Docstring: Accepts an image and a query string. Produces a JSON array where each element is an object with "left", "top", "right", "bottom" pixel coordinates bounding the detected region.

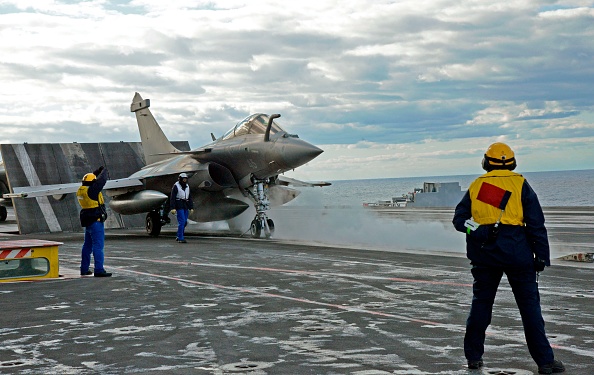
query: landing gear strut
[
  {"left": 248, "top": 178, "right": 275, "bottom": 239},
  {"left": 145, "top": 206, "right": 170, "bottom": 237}
]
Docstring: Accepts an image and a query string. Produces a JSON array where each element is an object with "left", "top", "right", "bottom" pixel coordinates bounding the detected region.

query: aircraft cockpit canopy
[{"left": 222, "top": 114, "right": 285, "bottom": 140}]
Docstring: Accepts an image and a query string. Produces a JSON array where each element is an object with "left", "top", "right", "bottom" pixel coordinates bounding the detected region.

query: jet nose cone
[{"left": 282, "top": 139, "right": 323, "bottom": 169}]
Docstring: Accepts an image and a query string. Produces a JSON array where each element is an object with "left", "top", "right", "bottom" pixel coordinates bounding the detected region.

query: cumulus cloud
[{"left": 0, "top": 0, "right": 593, "bottom": 179}]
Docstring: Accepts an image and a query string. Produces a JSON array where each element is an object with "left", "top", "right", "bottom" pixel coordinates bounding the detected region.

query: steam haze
[{"left": 269, "top": 191, "right": 466, "bottom": 254}]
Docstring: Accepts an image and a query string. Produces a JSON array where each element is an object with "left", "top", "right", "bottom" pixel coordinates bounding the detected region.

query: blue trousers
[
  {"left": 176, "top": 209, "right": 189, "bottom": 240},
  {"left": 464, "top": 265, "right": 554, "bottom": 366},
  {"left": 81, "top": 221, "right": 105, "bottom": 273}
]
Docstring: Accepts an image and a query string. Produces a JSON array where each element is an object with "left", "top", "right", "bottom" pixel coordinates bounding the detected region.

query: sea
[
  {"left": 268, "top": 169, "right": 594, "bottom": 255},
  {"left": 293, "top": 168, "right": 594, "bottom": 208}
]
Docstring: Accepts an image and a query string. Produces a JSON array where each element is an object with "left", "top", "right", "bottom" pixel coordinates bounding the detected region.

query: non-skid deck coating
[{"left": 1, "top": 226, "right": 593, "bottom": 374}]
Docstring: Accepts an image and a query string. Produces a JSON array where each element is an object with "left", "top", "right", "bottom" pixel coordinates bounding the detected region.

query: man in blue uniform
[
  {"left": 77, "top": 166, "right": 111, "bottom": 277},
  {"left": 170, "top": 173, "right": 194, "bottom": 243},
  {"left": 452, "top": 143, "right": 564, "bottom": 374}
]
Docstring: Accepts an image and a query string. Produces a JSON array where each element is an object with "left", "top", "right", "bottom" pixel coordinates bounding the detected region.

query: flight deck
[{"left": 0, "top": 207, "right": 592, "bottom": 374}]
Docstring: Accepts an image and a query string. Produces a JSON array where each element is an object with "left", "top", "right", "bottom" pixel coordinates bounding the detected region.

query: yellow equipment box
[{"left": 0, "top": 239, "right": 62, "bottom": 282}]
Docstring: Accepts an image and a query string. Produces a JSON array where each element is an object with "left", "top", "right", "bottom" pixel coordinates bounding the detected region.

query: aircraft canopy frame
[{"left": 222, "top": 114, "right": 285, "bottom": 140}]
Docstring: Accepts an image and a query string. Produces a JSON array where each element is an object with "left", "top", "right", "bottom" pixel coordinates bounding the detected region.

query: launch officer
[
  {"left": 452, "top": 143, "right": 564, "bottom": 374},
  {"left": 170, "top": 173, "right": 194, "bottom": 243},
  {"left": 76, "top": 166, "right": 111, "bottom": 277}
]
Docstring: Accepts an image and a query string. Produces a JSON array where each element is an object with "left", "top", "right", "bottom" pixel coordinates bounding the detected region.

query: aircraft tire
[
  {"left": 250, "top": 218, "right": 261, "bottom": 238},
  {"left": 146, "top": 211, "right": 162, "bottom": 237},
  {"left": 266, "top": 218, "right": 275, "bottom": 238},
  {"left": 0, "top": 206, "right": 6, "bottom": 222}
]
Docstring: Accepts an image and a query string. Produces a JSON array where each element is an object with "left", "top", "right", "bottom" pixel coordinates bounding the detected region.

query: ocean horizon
[
  {"left": 294, "top": 168, "right": 594, "bottom": 208},
  {"left": 266, "top": 168, "right": 594, "bottom": 256}
]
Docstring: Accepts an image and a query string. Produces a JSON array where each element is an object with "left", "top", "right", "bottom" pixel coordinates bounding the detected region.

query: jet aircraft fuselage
[
  {"left": 3, "top": 93, "right": 328, "bottom": 238},
  {"left": 197, "top": 114, "right": 323, "bottom": 186},
  {"left": 122, "top": 94, "right": 327, "bottom": 237}
]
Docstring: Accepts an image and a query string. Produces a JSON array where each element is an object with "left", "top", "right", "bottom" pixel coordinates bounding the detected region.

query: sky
[{"left": 1, "top": 0, "right": 593, "bottom": 182}]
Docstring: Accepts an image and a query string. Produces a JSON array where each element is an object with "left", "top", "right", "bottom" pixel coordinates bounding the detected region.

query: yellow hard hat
[
  {"left": 82, "top": 173, "right": 96, "bottom": 182},
  {"left": 482, "top": 142, "right": 517, "bottom": 171}
]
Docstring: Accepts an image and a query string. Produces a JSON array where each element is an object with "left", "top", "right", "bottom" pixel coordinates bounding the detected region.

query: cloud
[{"left": 0, "top": 0, "right": 593, "bottom": 180}]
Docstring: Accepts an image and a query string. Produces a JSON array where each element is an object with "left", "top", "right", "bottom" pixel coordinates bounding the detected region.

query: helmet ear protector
[
  {"left": 482, "top": 155, "right": 517, "bottom": 171},
  {"left": 81, "top": 173, "right": 96, "bottom": 186},
  {"left": 482, "top": 142, "right": 517, "bottom": 171}
]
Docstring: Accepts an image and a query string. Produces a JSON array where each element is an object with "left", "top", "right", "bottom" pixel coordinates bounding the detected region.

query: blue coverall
[
  {"left": 170, "top": 181, "right": 193, "bottom": 241},
  {"left": 78, "top": 168, "right": 108, "bottom": 274},
  {"left": 452, "top": 175, "right": 556, "bottom": 367}
]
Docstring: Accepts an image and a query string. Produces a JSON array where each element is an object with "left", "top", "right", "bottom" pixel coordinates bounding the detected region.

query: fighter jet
[{"left": 4, "top": 93, "right": 328, "bottom": 237}]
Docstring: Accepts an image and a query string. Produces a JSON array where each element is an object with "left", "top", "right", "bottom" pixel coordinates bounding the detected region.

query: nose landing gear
[
  {"left": 248, "top": 178, "right": 275, "bottom": 239},
  {"left": 250, "top": 216, "right": 275, "bottom": 239}
]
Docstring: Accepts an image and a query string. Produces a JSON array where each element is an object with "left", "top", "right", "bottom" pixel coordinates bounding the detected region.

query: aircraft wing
[
  {"left": 152, "top": 148, "right": 212, "bottom": 156},
  {"left": 277, "top": 175, "right": 332, "bottom": 187},
  {"left": 4, "top": 178, "right": 144, "bottom": 199}
]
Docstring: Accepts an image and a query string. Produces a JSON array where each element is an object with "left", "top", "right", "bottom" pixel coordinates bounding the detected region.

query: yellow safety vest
[
  {"left": 76, "top": 186, "right": 105, "bottom": 209},
  {"left": 468, "top": 170, "right": 525, "bottom": 226}
]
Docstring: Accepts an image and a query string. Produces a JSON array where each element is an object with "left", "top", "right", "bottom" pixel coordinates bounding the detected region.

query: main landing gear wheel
[
  {"left": 146, "top": 207, "right": 171, "bottom": 237},
  {"left": 146, "top": 211, "right": 162, "bottom": 237},
  {"left": 0, "top": 206, "right": 7, "bottom": 222}
]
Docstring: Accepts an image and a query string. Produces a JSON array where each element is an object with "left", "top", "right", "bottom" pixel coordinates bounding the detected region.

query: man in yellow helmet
[
  {"left": 453, "top": 143, "right": 564, "bottom": 374},
  {"left": 76, "top": 166, "right": 111, "bottom": 277}
]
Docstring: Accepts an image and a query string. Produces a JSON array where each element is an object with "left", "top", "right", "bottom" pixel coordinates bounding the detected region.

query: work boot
[
  {"left": 538, "top": 360, "right": 565, "bottom": 374},
  {"left": 177, "top": 239, "right": 187, "bottom": 243},
  {"left": 94, "top": 271, "right": 112, "bottom": 277},
  {"left": 80, "top": 270, "right": 93, "bottom": 276},
  {"left": 467, "top": 359, "right": 483, "bottom": 369}
]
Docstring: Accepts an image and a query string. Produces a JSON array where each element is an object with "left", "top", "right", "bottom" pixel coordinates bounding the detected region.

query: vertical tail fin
[{"left": 130, "top": 92, "right": 180, "bottom": 165}]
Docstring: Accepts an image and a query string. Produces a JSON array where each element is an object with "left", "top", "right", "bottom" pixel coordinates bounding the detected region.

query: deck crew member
[
  {"left": 452, "top": 142, "right": 564, "bottom": 374},
  {"left": 170, "top": 173, "right": 194, "bottom": 243},
  {"left": 77, "top": 166, "right": 112, "bottom": 277}
]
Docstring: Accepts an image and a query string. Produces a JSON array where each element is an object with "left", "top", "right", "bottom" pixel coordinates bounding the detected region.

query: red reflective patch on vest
[{"left": 477, "top": 182, "right": 512, "bottom": 210}]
